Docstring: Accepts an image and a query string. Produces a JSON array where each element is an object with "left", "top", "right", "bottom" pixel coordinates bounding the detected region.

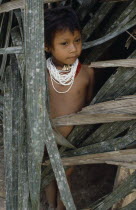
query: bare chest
[{"left": 48, "top": 74, "right": 88, "bottom": 118}]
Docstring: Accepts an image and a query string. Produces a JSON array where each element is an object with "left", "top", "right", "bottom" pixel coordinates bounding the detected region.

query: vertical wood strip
[
  {"left": 4, "top": 65, "right": 14, "bottom": 210},
  {"left": 24, "top": 0, "right": 76, "bottom": 209},
  {"left": 3, "top": 56, "right": 29, "bottom": 210}
]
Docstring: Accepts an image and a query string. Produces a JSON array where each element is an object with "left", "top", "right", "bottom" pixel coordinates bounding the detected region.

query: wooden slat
[
  {"left": 53, "top": 96, "right": 136, "bottom": 126},
  {"left": 3, "top": 58, "right": 29, "bottom": 210},
  {"left": 89, "top": 59, "right": 136, "bottom": 68},
  {"left": 62, "top": 126, "right": 136, "bottom": 157},
  {"left": 0, "top": 11, "right": 13, "bottom": 77},
  {"left": 24, "top": 0, "right": 76, "bottom": 209},
  {"left": 54, "top": 113, "right": 136, "bottom": 126},
  {"left": 4, "top": 65, "right": 17, "bottom": 210},
  {"left": 44, "top": 149, "right": 136, "bottom": 169},
  {"left": 0, "top": 0, "right": 63, "bottom": 14},
  {"left": 91, "top": 50, "right": 136, "bottom": 104},
  {"left": 0, "top": 46, "right": 23, "bottom": 55},
  {"left": 11, "top": 27, "right": 24, "bottom": 80},
  {"left": 81, "top": 95, "right": 136, "bottom": 113},
  {"left": 82, "top": 120, "right": 135, "bottom": 146}
]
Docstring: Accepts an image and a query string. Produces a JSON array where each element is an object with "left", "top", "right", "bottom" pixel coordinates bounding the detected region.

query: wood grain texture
[
  {"left": 44, "top": 149, "right": 136, "bottom": 170},
  {"left": 24, "top": 0, "right": 76, "bottom": 209},
  {"left": 0, "top": 0, "right": 63, "bottom": 14},
  {"left": 53, "top": 96, "right": 136, "bottom": 126},
  {"left": 89, "top": 59, "right": 136, "bottom": 68}
]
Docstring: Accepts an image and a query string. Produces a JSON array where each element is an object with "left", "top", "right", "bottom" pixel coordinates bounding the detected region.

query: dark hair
[{"left": 44, "top": 6, "right": 81, "bottom": 48}]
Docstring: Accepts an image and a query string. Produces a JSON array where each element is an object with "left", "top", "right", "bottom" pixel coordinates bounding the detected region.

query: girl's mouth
[{"left": 67, "top": 56, "right": 77, "bottom": 59}]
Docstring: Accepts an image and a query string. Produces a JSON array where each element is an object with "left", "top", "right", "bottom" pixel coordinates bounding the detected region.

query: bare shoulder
[
  {"left": 80, "top": 64, "right": 95, "bottom": 103},
  {"left": 81, "top": 64, "right": 95, "bottom": 81}
]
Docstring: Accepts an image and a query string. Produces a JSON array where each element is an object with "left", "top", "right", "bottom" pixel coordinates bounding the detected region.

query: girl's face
[{"left": 47, "top": 29, "right": 82, "bottom": 67}]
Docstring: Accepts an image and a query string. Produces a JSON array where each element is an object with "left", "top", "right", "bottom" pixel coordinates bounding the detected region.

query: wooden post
[{"left": 24, "top": 0, "right": 76, "bottom": 209}]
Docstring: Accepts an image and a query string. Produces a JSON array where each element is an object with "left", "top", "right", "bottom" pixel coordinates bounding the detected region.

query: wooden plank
[
  {"left": 0, "top": 46, "right": 23, "bottom": 55},
  {"left": 24, "top": 0, "right": 76, "bottom": 209},
  {"left": 89, "top": 59, "right": 136, "bottom": 68},
  {"left": 53, "top": 96, "right": 136, "bottom": 126},
  {"left": 24, "top": 1, "right": 46, "bottom": 207},
  {"left": 82, "top": 120, "right": 135, "bottom": 146},
  {"left": 11, "top": 57, "right": 29, "bottom": 210},
  {"left": 3, "top": 67, "right": 13, "bottom": 210},
  {"left": 0, "top": 0, "right": 64, "bottom": 14},
  {"left": 77, "top": 95, "right": 136, "bottom": 114},
  {"left": 91, "top": 50, "right": 136, "bottom": 104},
  {"left": 11, "top": 26, "right": 24, "bottom": 80},
  {"left": 0, "top": 146, "right": 5, "bottom": 199},
  {"left": 0, "top": 11, "right": 13, "bottom": 77},
  {"left": 3, "top": 57, "right": 29, "bottom": 210},
  {"left": 53, "top": 113, "right": 136, "bottom": 126},
  {"left": 62, "top": 126, "right": 136, "bottom": 157},
  {"left": 44, "top": 149, "right": 136, "bottom": 170}
]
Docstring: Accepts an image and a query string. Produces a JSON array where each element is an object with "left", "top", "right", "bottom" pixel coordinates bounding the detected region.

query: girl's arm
[{"left": 86, "top": 67, "right": 95, "bottom": 105}]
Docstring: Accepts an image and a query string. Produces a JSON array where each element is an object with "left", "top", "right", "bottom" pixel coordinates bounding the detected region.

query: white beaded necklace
[{"left": 47, "top": 57, "right": 79, "bottom": 94}]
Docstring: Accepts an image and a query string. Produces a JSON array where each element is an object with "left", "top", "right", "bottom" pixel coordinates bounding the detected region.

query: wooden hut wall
[{"left": 0, "top": 0, "right": 136, "bottom": 209}]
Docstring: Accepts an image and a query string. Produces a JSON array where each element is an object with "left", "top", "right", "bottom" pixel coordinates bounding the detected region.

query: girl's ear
[
  {"left": 44, "top": 44, "right": 50, "bottom": 52},
  {"left": 45, "top": 47, "right": 49, "bottom": 52}
]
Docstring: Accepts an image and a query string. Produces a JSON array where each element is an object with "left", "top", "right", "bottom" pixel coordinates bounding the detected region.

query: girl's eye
[
  {"left": 60, "top": 42, "right": 68, "bottom": 46},
  {"left": 75, "top": 38, "right": 81, "bottom": 43}
]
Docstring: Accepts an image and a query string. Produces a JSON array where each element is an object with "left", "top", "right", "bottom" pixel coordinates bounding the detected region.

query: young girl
[{"left": 44, "top": 6, "right": 94, "bottom": 210}]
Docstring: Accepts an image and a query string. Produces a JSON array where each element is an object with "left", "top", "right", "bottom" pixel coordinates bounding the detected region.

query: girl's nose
[{"left": 69, "top": 44, "right": 76, "bottom": 53}]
